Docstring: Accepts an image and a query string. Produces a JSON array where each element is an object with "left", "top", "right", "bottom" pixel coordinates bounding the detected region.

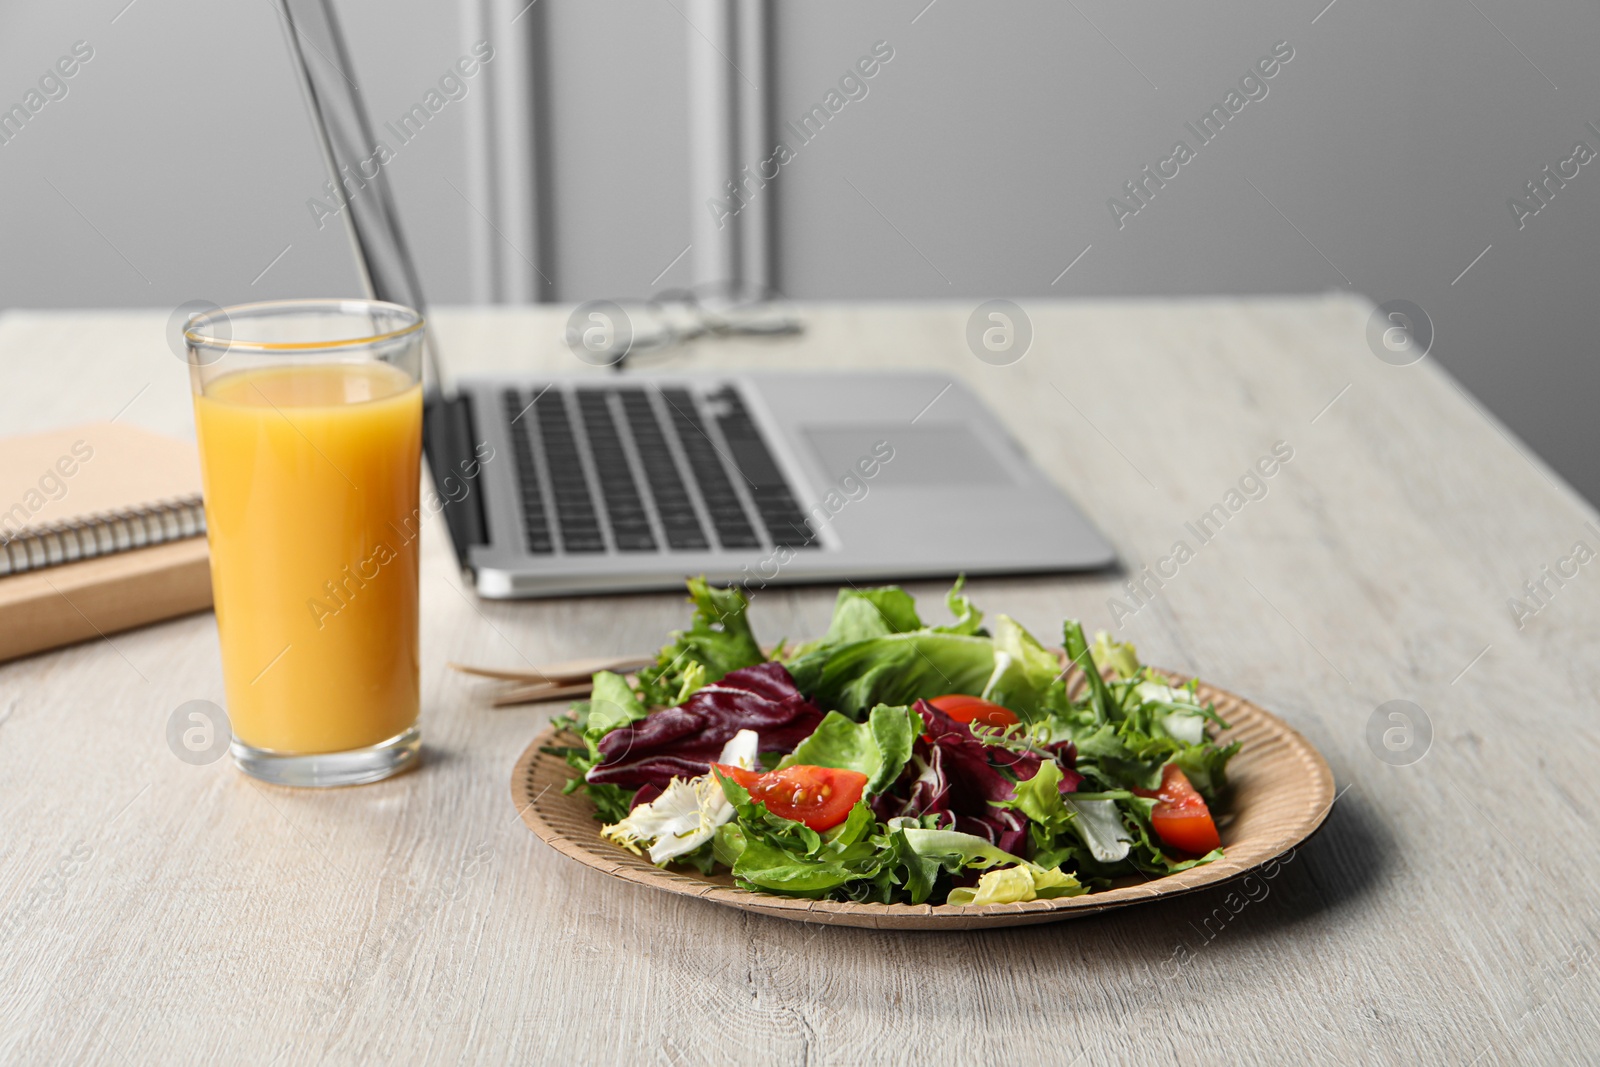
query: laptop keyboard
[
  {"left": 714, "top": 389, "right": 818, "bottom": 549},
  {"left": 500, "top": 383, "right": 819, "bottom": 556},
  {"left": 576, "top": 391, "right": 657, "bottom": 552},
  {"left": 616, "top": 390, "right": 710, "bottom": 551},
  {"left": 533, "top": 390, "right": 607, "bottom": 553},
  {"left": 657, "top": 388, "right": 763, "bottom": 550},
  {"left": 501, "top": 390, "right": 554, "bottom": 554}
]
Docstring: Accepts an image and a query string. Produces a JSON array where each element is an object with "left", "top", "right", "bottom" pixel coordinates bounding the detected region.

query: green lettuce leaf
[
  {"left": 732, "top": 836, "right": 858, "bottom": 894},
  {"left": 946, "top": 863, "right": 1084, "bottom": 905},
  {"left": 1005, "top": 761, "right": 1135, "bottom": 865},
  {"left": 782, "top": 704, "right": 917, "bottom": 794},
  {"left": 786, "top": 632, "right": 998, "bottom": 718},
  {"left": 635, "top": 577, "right": 766, "bottom": 705},
  {"left": 898, "top": 828, "right": 1023, "bottom": 870},
  {"left": 587, "top": 671, "right": 647, "bottom": 739},
  {"left": 899, "top": 828, "right": 1081, "bottom": 905},
  {"left": 547, "top": 674, "right": 651, "bottom": 822},
  {"left": 1054, "top": 619, "right": 1238, "bottom": 801},
  {"left": 712, "top": 822, "right": 746, "bottom": 867},
  {"left": 1119, "top": 794, "right": 1226, "bottom": 874},
  {"left": 1091, "top": 630, "right": 1141, "bottom": 680},
  {"left": 816, "top": 586, "right": 924, "bottom": 645},
  {"left": 933, "top": 576, "right": 985, "bottom": 635},
  {"left": 982, "top": 615, "right": 1070, "bottom": 721},
  {"left": 781, "top": 580, "right": 1013, "bottom": 719},
  {"left": 1006, "top": 758, "right": 1074, "bottom": 832},
  {"left": 888, "top": 828, "right": 941, "bottom": 903},
  {"left": 1063, "top": 619, "right": 1117, "bottom": 721},
  {"left": 1071, "top": 721, "right": 1129, "bottom": 761},
  {"left": 1172, "top": 740, "right": 1241, "bottom": 801},
  {"left": 577, "top": 782, "right": 635, "bottom": 825},
  {"left": 714, "top": 778, "right": 894, "bottom": 896},
  {"left": 1060, "top": 796, "right": 1133, "bottom": 863}
]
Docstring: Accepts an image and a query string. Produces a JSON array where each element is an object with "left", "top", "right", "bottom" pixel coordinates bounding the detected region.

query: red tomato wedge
[
  {"left": 1134, "top": 764, "right": 1221, "bottom": 854},
  {"left": 711, "top": 763, "right": 867, "bottom": 831},
  {"left": 927, "top": 694, "right": 1020, "bottom": 729}
]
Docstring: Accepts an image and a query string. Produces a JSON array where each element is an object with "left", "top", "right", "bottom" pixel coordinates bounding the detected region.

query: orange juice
[{"left": 194, "top": 362, "right": 422, "bottom": 754}]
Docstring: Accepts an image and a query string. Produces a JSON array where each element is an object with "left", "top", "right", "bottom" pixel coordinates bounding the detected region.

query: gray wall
[{"left": 3, "top": 1, "right": 1599, "bottom": 503}]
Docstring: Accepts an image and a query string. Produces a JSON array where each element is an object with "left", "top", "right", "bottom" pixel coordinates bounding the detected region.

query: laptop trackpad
[{"left": 801, "top": 424, "right": 1012, "bottom": 487}]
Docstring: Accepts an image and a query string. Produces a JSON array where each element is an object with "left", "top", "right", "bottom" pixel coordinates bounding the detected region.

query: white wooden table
[{"left": 2, "top": 297, "right": 1595, "bottom": 1065}]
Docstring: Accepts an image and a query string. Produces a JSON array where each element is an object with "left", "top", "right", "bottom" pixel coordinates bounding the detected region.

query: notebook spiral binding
[{"left": 0, "top": 495, "right": 206, "bottom": 578}]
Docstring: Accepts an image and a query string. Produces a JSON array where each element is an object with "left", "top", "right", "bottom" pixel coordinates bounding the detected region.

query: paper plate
[{"left": 510, "top": 674, "right": 1334, "bottom": 930}]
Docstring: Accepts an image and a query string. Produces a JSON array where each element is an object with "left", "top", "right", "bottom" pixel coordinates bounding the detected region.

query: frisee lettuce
[{"left": 602, "top": 730, "right": 758, "bottom": 864}]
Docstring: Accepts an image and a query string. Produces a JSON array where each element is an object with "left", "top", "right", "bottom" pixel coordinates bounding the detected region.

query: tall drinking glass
[{"left": 185, "top": 299, "right": 424, "bottom": 786}]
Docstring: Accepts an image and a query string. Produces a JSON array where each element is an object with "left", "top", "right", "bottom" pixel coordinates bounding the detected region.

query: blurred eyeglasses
[{"left": 566, "top": 282, "right": 804, "bottom": 371}]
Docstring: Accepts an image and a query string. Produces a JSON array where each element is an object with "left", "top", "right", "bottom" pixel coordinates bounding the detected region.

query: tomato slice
[
  {"left": 1134, "top": 764, "right": 1221, "bottom": 854},
  {"left": 711, "top": 763, "right": 867, "bottom": 831},
  {"left": 928, "top": 694, "right": 1020, "bottom": 729}
]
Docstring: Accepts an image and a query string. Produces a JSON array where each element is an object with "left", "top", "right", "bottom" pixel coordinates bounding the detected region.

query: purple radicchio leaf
[
  {"left": 586, "top": 662, "right": 824, "bottom": 790},
  {"left": 870, "top": 700, "right": 1082, "bottom": 853}
]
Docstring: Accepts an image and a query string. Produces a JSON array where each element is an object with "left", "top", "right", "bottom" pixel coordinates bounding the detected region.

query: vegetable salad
[{"left": 549, "top": 579, "right": 1237, "bottom": 907}]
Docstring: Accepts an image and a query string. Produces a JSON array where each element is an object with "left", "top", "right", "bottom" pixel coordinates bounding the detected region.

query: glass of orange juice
[{"left": 185, "top": 299, "right": 424, "bottom": 786}]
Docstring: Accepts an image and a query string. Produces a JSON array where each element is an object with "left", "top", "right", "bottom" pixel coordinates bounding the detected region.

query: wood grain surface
[{"left": 2, "top": 297, "right": 1597, "bottom": 1065}]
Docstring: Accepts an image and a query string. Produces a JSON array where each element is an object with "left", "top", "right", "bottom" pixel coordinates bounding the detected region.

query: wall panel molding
[
  {"left": 461, "top": 0, "right": 549, "bottom": 303},
  {"left": 686, "top": 0, "right": 772, "bottom": 296}
]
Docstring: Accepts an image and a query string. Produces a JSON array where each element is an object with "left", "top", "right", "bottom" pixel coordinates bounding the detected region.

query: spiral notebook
[
  {"left": 1, "top": 422, "right": 207, "bottom": 575},
  {"left": 0, "top": 422, "right": 212, "bottom": 662}
]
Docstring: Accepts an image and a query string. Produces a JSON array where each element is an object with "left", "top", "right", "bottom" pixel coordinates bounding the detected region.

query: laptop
[
  {"left": 426, "top": 372, "right": 1114, "bottom": 597},
  {"left": 277, "top": 0, "right": 1116, "bottom": 598}
]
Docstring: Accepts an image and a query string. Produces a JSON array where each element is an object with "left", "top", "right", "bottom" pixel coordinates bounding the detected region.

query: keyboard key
[
  {"left": 534, "top": 391, "right": 608, "bottom": 553},
  {"left": 709, "top": 387, "right": 818, "bottom": 549},
  {"left": 501, "top": 389, "right": 554, "bottom": 555},
  {"left": 575, "top": 391, "right": 657, "bottom": 553},
  {"left": 505, "top": 382, "right": 811, "bottom": 561},
  {"left": 658, "top": 388, "right": 759, "bottom": 550},
  {"left": 616, "top": 390, "right": 710, "bottom": 550}
]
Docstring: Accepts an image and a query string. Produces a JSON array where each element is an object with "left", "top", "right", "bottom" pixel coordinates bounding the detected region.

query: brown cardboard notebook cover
[{"left": 0, "top": 423, "right": 211, "bottom": 662}]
